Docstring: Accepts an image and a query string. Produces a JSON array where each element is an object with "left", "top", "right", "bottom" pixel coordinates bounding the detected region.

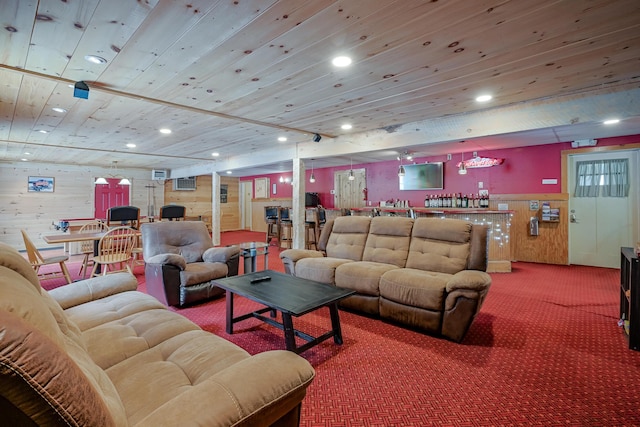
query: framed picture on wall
[
  {"left": 28, "top": 176, "right": 54, "bottom": 193},
  {"left": 255, "top": 178, "right": 269, "bottom": 199}
]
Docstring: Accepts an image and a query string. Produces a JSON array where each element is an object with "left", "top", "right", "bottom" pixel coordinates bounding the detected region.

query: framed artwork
[
  {"left": 255, "top": 178, "right": 269, "bottom": 199},
  {"left": 28, "top": 176, "right": 54, "bottom": 193},
  {"left": 220, "top": 184, "right": 228, "bottom": 203}
]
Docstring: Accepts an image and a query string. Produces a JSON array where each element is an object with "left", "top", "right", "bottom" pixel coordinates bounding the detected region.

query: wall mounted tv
[{"left": 399, "top": 162, "right": 444, "bottom": 190}]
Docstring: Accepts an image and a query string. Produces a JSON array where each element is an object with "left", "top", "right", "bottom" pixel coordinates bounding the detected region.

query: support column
[
  {"left": 292, "top": 158, "right": 306, "bottom": 249},
  {"left": 211, "top": 172, "right": 221, "bottom": 246}
]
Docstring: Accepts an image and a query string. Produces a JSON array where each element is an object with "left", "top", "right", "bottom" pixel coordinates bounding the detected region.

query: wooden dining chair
[
  {"left": 77, "top": 220, "right": 108, "bottom": 279},
  {"left": 90, "top": 226, "right": 137, "bottom": 277},
  {"left": 20, "top": 229, "right": 72, "bottom": 284}
]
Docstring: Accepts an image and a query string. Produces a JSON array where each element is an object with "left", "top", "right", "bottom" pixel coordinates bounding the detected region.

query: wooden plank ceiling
[{"left": 1, "top": 0, "right": 639, "bottom": 176}]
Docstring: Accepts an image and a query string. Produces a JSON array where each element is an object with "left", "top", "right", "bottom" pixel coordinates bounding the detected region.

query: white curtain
[{"left": 574, "top": 158, "right": 629, "bottom": 197}]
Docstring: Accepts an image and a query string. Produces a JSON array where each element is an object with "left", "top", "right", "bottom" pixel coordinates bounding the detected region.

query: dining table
[{"left": 43, "top": 230, "right": 140, "bottom": 275}]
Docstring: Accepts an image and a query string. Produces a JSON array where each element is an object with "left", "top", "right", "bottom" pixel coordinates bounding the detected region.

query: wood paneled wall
[
  {"left": 163, "top": 175, "right": 240, "bottom": 231},
  {"left": 0, "top": 162, "right": 161, "bottom": 250},
  {"left": 490, "top": 194, "right": 569, "bottom": 265},
  {"left": 251, "top": 198, "right": 293, "bottom": 233}
]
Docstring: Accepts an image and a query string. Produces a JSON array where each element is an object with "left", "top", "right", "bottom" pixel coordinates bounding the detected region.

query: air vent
[
  {"left": 152, "top": 169, "right": 167, "bottom": 180},
  {"left": 173, "top": 176, "right": 196, "bottom": 191}
]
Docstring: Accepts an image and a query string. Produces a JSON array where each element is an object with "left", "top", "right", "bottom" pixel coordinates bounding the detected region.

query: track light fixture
[{"left": 313, "top": 133, "right": 322, "bottom": 143}]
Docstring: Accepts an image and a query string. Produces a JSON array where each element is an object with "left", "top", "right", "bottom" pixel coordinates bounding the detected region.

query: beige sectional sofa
[
  {"left": 280, "top": 216, "right": 491, "bottom": 342},
  {"left": 0, "top": 242, "right": 315, "bottom": 426}
]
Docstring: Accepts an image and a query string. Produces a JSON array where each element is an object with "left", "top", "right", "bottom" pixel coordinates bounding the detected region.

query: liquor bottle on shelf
[
  {"left": 424, "top": 195, "right": 428, "bottom": 208},
  {"left": 462, "top": 194, "right": 468, "bottom": 208},
  {"left": 473, "top": 194, "right": 479, "bottom": 208}
]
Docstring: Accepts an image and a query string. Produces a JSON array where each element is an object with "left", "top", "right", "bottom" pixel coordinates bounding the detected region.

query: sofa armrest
[
  {"left": 48, "top": 272, "right": 138, "bottom": 310},
  {"left": 446, "top": 270, "right": 492, "bottom": 293},
  {"left": 203, "top": 246, "right": 241, "bottom": 263},
  {"left": 146, "top": 253, "right": 187, "bottom": 270},
  {"left": 280, "top": 249, "right": 325, "bottom": 276},
  {"left": 280, "top": 249, "right": 324, "bottom": 263},
  {"left": 135, "top": 350, "right": 315, "bottom": 427}
]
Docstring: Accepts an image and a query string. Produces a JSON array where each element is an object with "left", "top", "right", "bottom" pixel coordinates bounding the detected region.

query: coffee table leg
[
  {"left": 329, "top": 303, "right": 344, "bottom": 345},
  {"left": 282, "top": 313, "right": 297, "bottom": 352},
  {"left": 226, "top": 292, "right": 234, "bottom": 334}
]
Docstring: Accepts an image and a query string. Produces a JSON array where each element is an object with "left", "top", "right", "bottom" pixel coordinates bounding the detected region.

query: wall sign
[
  {"left": 457, "top": 156, "right": 504, "bottom": 169},
  {"left": 28, "top": 176, "right": 54, "bottom": 192}
]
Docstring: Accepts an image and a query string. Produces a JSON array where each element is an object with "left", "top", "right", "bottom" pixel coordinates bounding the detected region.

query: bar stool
[
  {"left": 265, "top": 206, "right": 280, "bottom": 245},
  {"left": 304, "top": 222, "right": 317, "bottom": 250},
  {"left": 279, "top": 207, "right": 293, "bottom": 249}
]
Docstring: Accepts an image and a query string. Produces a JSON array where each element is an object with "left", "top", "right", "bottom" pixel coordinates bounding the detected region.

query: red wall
[{"left": 241, "top": 135, "right": 638, "bottom": 208}]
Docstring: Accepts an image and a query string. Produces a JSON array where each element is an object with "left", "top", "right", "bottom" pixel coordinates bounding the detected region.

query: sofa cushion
[
  {"left": 0, "top": 310, "right": 125, "bottom": 427},
  {"left": 63, "top": 290, "right": 167, "bottom": 331},
  {"left": 362, "top": 217, "right": 413, "bottom": 267},
  {"left": 325, "top": 216, "right": 371, "bottom": 261},
  {"left": 81, "top": 307, "right": 202, "bottom": 369},
  {"left": 406, "top": 218, "right": 472, "bottom": 274},
  {"left": 335, "top": 261, "right": 399, "bottom": 296},
  {"left": 0, "top": 265, "right": 128, "bottom": 426},
  {"left": 181, "top": 261, "right": 228, "bottom": 287},
  {"left": 296, "top": 257, "right": 354, "bottom": 284},
  {"left": 0, "top": 242, "right": 41, "bottom": 292},
  {"left": 379, "top": 268, "right": 452, "bottom": 311},
  {"left": 105, "top": 329, "right": 251, "bottom": 425}
]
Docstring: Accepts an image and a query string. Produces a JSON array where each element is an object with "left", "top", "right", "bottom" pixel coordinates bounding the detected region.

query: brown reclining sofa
[{"left": 280, "top": 216, "right": 491, "bottom": 342}]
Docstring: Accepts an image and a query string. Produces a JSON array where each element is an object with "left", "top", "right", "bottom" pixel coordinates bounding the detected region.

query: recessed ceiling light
[
  {"left": 341, "top": 124, "right": 352, "bottom": 130},
  {"left": 603, "top": 118, "right": 620, "bottom": 125},
  {"left": 84, "top": 55, "right": 107, "bottom": 64},
  {"left": 37, "top": 130, "right": 48, "bottom": 134},
  {"left": 226, "top": 170, "right": 232, "bottom": 174},
  {"left": 332, "top": 56, "right": 352, "bottom": 67},
  {"left": 159, "top": 128, "right": 172, "bottom": 134},
  {"left": 211, "top": 152, "right": 220, "bottom": 157},
  {"left": 278, "top": 136, "right": 287, "bottom": 142},
  {"left": 476, "top": 94, "right": 492, "bottom": 102},
  {"left": 24, "top": 152, "right": 31, "bottom": 155},
  {"left": 126, "top": 143, "right": 136, "bottom": 148},
  {"left": 21, "top": 158, "right": 28, "bottom": 161},
  {"left": 52, "top": 107, "right": 67, "bottom": 113}
]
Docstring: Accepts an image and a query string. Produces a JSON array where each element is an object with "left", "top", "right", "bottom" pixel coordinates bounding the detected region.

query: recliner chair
[{"left": 141, "top": 221, "right": 241, "bottom": 307}]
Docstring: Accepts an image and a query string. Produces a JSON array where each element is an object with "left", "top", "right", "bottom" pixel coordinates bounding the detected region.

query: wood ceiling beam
[{"left": 0, "top": 64, "right": 337, "bottom": 139}]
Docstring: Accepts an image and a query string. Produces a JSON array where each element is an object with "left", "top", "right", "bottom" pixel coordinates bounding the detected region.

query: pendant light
[
  {"left": 397, "top": 155, "right": 405, "bottom": 177},
  {"left": 94, "top": 161, "right": 131, "bottom": 185},
  {"left": 309, "top": 159, "right": 316, "bottom": 183},
  {"left": 348, "top": 157, "right": 355, "bottom": 181},
  {"left": 458, "top": 153, "right": 467, "bottom": 175}
]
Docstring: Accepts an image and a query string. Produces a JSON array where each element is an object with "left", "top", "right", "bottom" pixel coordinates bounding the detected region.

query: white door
[
  {"left": 568, "top": 150, "right": 638, "bottom": 268},
  {"left": 334, "top": 168, "right": 366, "bottom": 209},
  {"left": 240, "top": 181, "right": 253, "bottom": 230}
]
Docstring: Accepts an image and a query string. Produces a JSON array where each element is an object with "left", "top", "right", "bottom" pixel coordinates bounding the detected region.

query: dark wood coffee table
[{"left": 213, "top": 270, "right": 355, "bottom": 354}]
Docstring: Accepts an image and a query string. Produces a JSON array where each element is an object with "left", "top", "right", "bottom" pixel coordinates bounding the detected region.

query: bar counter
[{"left": 327, "top": 207, "right": 513, "bottom": 272}]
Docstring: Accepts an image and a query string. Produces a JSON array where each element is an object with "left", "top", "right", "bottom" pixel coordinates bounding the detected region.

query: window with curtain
[{"left": 574, "top": 158, "right": 630, "bottom": 197}]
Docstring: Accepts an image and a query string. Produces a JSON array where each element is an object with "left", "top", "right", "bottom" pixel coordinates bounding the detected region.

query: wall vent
[
  {"left": 173, "top": 176, "right": 197, "bottom": 191},
  {"left": 152, "top": 169, "right": 167, "bottom": 180}
]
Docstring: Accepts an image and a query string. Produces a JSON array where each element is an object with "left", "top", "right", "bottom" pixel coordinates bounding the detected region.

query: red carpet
[{"left": 38, "top": 232, "right": 640, "bottom": 426}]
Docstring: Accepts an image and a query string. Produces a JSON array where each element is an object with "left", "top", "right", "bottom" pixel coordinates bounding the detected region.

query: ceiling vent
[
  {"left": 152, "top": 169, "right": 167, "bottom": 180},
  {"left": 173, "top": 176, "right": 196, "bottom": 191}
]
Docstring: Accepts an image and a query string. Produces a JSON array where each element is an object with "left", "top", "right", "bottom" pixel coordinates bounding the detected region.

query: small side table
[{"left": 236, "top": 242, "right": 269, "bottom": 274}]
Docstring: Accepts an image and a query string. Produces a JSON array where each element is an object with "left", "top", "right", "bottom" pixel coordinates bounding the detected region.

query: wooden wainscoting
[
  {"left": 490, "top": 194, "right": 569, "bottom": 265},
  {"left": 164, "top": 175, "right": 240, "bottom": 231}
]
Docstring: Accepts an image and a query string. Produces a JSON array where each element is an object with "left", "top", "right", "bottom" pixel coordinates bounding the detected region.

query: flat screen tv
[{"left": 399, "top": 162, "right": 444, "bottom": 190}]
